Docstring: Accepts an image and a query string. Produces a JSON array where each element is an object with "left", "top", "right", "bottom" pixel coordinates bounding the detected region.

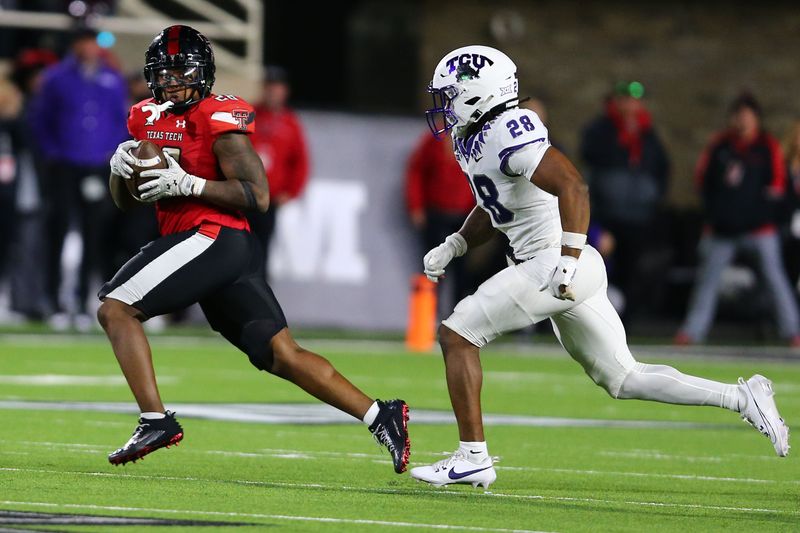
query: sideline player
[
  {"left": 101, "top": 26, "right": 409, "bottom": 473},
  {"left": 410, "top": 45, "right": 789, "bottom": 489}
]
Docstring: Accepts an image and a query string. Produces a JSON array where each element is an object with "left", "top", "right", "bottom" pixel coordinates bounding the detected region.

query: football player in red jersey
[{"left": 100, "top": 26, "right": 409, "bottom": 472}]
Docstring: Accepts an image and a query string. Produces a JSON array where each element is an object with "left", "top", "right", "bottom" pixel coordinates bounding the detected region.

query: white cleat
[
  {"left": 738, "top": 374, "right": 790, "bottom": 457},
  {"left": 410, "top": 449, "right": 496, "bottom": 489}
]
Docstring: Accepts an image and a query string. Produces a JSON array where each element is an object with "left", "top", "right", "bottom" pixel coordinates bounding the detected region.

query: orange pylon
[{"left": 406, "top": 274, "right": 437, "bottom": 352}]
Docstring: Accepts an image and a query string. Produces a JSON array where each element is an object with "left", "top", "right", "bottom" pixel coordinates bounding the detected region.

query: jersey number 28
[{"left": 468, "top": 174, "right": 514, "bottom": 224}]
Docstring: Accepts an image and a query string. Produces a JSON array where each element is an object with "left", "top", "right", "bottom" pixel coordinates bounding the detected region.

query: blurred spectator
[
  {"left": 0, "top": 78, "right": 22, "bottom": 304},
  {"left": 29, "top": 28, "right": 128, "bottom": 329},
  {"left": 580, "top": 81, "right": 670, "bottom": 322},
  {"left": 780, "top": 120, "right": 800, "bottom": 288},
  {"left": 405, "top": 124, "right": 477, "bottom": 314},
  {"left": 3, "top": 49, "right": 57, "bottom": 322},
  {"left": 675, "top": 92, "right": 800, "bottom": 346},
  {"left": 248, "top": 65, "right": 309, "bottom": 274}
]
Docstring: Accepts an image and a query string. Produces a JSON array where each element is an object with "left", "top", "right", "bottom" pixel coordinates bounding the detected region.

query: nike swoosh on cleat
[{"left": 448, "top": 466, "right": 492, "bottom": 480}]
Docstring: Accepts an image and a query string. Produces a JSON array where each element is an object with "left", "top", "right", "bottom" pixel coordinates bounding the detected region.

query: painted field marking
[
  {"left": 598, "top": 449, "right": 777, "bottom": 463},
  {"left": 1, "top": 468, "right": 797, "bottom": 517},
  {"left": 0, "top": 375, "right": 176, "bottom": 386},
  {"left": 0, "top": 400, "right": 735, "bottom": 430},
  {"left": 2, "top": 441, "right": 794, "bottom": 486},
  {"left": 495, "top": 465, "right": 783, "bottom": 484},
  {"left": 5, "top": 332, "right": 800, "bottom": 362},
  {"left": 0, "top": 500, "right": 552, "bottom": 533},
  {"left": 208, "top": 448, "right": 796, "bottom": 485}
]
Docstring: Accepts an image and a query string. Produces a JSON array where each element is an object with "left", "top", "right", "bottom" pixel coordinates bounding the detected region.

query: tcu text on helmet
[{"left": 446, "top": 54, "right": 495, "bottom": 74}]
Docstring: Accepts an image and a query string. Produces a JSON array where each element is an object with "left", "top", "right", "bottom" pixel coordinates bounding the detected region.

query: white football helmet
[{"left": 426, "top": 45, "right": 518, "bottom": 138}]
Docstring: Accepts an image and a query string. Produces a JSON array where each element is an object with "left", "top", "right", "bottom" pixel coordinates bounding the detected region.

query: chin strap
[{"left": 461, "top": 102, "right": 516, "bottom": 139}]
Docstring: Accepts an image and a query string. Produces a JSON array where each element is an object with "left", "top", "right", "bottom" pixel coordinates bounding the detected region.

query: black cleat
[
  {"left": 108, "top": 411, "right": 184, "bottom": 465},
  {"left": 368, "top": 399, "right": 410, "bottom": 473}
]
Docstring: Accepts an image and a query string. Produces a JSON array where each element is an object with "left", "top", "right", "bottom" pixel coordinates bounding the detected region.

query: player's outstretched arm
[
  {"left": 205, "top": 132, "right": 270, "bottom": 212},
  {"left": 530, "top": 147, "right": 590, "bottom": 259}
]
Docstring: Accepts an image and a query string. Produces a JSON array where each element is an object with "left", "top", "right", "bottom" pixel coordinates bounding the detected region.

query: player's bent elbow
[
  {"left": 255, "top": 190, "right": 270, "bottom": 213},
  {"left": 565, "top": 172, "right": 589, "bottom": 198},
  {"left": 575, "top": 181, "right": 590, "bottom": 202}
]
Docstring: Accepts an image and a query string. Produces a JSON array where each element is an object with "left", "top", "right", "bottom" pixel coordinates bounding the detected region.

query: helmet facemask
[
  {"left": 145, "top": 58, "right": 212, "bottom": 112},
  {"left": 425, "top": 84, "right": 460, "bottom": 138}
]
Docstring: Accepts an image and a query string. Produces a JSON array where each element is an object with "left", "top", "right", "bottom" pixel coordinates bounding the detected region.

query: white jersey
[{"left": 453, "top": 107, "right": 559, "bottom": 261}]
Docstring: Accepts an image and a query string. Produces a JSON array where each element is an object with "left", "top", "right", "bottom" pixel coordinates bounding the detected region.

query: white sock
[
  {"left": 732, "top": 384, "right": 747, "bottom": 412},
  {"left": 362, "top": 401, "right": 380, "bottom": 426},
  {"left": 141, "top": 411, "right": 166, "bottom": 420},
  {"left": 459, "top": 440, "right": 489, "bottom": 464}
]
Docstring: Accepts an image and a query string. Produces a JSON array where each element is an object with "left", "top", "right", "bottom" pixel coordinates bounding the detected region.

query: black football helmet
[{"left": 144, "top": 25, "right": 215, "bottom": 112}]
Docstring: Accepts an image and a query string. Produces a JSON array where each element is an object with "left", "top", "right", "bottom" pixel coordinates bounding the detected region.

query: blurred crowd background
[{"left": 2, "top": 0, "right": 800, "bottom": 346}]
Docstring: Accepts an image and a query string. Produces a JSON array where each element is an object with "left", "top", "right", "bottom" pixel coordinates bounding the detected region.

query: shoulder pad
[
  {"left": 493, "top": 108, "right": 549, "bottom": 153},
  {"left": 201, "top": 94, "right": 256, "bottom": 134}
]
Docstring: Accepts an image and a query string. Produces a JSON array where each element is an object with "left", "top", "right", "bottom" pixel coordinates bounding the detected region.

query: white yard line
[
  {"left": 0, "top": 400, "right": 734, "bottom": 430},
  {"left": 209, "top": 448, "right": 794, "bottom": 485},
  {"left": 476, "top": 492, "right": 795, "bottom": 515},
  {"left": 597, "top": 449, "right": 777, "bottom": 463},
  {"left": 3, "top": 441, "right": 793, "bottom": 486},
  {"left": 0, "top": 500, "right": 551, "bottom": 533},
  {"left": 494, "top": 465, "right": 783, "bottom": 484},
  {"left": 0, "top": 374, "right": 177, "bottom": 386},
  {"left": 1, "top": 468, "right": 797, "bottom": 516},
  {"left": 4, "top": 332, "right": 800, "bottom": 361}
]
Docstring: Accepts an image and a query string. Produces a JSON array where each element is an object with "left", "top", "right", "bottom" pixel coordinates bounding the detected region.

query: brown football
[{"left": 126, "top": 140, "right": 167, "bottom": 200}]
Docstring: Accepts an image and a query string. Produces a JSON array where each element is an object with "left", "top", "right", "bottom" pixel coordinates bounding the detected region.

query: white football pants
[{"left": 442, "top": 246, "right": 740, "bottom": 410}]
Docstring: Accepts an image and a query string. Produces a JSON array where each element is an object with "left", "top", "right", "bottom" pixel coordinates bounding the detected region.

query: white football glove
[
  {"left": 138, "top": 153, "right": 206, "bottom": 202},
  {"left": 109, "top": 140, "right": 141, "bottom": 180},
  {"left": 423, "top": 233, "right": 467, "bottom": 283},
  {"left": 539, "top": 255, "right": 578, "bottom": 301}
]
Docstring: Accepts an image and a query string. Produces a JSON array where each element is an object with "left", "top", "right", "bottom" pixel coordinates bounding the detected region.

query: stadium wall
[{"left": 269, "top": 110, "right": 426, "bottom": 331}]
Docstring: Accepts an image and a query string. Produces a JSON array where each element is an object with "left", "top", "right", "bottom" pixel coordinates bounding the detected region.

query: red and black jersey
[
  {"left": 695, "top": 129, "right": 786, "bottom": 236},
  {"left": 128, "top": 94, "right": 256, "bottom": 236}
]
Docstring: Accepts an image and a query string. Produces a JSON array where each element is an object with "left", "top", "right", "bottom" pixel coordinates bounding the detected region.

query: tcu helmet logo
[
  {"left": 446, "top": 53, "right": 494, "bottom": 75},
  {"left": 232, "top": 110, "right": 254, "bottom": 131},
  {"left": 143, "top": 100, "right": 174, "bottom": 126}
]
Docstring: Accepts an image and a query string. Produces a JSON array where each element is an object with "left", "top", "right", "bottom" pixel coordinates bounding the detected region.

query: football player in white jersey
[{"left": 409, "top": 45, "right": 790, "bottom": 489}]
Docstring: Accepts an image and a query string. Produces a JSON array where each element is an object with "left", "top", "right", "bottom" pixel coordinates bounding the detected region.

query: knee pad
[
  {"left": 239, "top": 319, "right": 284, "bottom": 371},
  {"left": 592, "top": 371, "right": 623, "bottom": 398},
  {"left": 613, "top": 362, "right": 647, "bottom": 399},
  {"left": 587, "top": 361, "right": 638, "bottom": 399}
]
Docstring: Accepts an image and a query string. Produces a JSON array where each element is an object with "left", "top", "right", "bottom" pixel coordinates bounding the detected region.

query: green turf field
[{"left": 1, "top": 334, "right": 799, "bottom": 532}]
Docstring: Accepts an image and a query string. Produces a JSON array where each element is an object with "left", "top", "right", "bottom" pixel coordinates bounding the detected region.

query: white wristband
[
  {"left": 445, "top": 232, "right": 468, "bottom": 257},
  {"left": 191, "top": 177, "right": 207, "bottom": 197},
  {"left": 561, "top": 231, "right": 587, "bottom": 250}
]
